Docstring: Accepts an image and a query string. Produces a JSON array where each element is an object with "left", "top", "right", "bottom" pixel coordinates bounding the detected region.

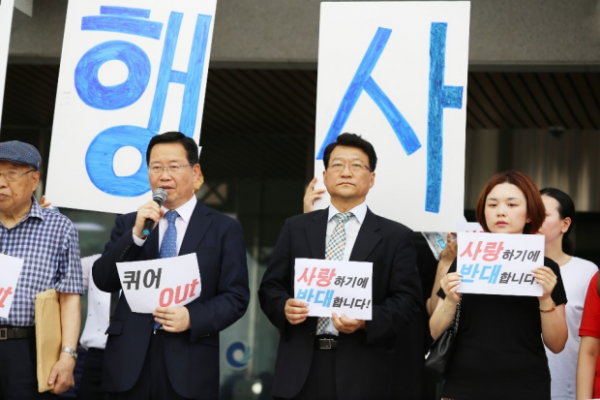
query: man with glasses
[
  {"left": 93, "top": 131, "right": 249, "bottom": 400},
  {"left": 0, "top": 141, "right": 83, "bottom": 398},
  {"left": 259, "top": 133, "right": 422, "bottom": 399}
]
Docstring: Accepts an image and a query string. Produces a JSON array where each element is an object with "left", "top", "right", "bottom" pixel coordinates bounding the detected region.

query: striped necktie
[
  {"left": 154, "top": 210, "right": 178, "bottom": 331},
  {"left": 316, "top": 212, "right": 354, "bottom": 335}
]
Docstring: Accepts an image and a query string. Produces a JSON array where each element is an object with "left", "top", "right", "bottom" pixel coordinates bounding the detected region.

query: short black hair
[
  {"left": 146, "top": 131, "right": 199, "bottom": 166},
  {"left": 322, "top": 133, "right": 377, "bottom": 171},
  {"left": 540, "top": 187, "right": 576, "bottom": 255}
]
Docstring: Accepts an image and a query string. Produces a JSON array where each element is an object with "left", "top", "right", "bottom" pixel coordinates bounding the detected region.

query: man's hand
[
  {"left": 133, "top": 200, "right": 163, "bottom": 239},
  {"left": 48, "top": 353, "right": 76, "bottom": 394},
  {"left": 153, "top": 306, "right": 191, "bottom": 332},
  {"left": 303, "top": 177, "right": 326, "bottom": 213},
  {"left": 332, "top": 313, "right": 366, "bottom": 334},
  {"left": 39, "top": 195, "right": 52, "bottom": 208},
  {"left": 285, "top": 299, "right": 309, "bottom": 325}
]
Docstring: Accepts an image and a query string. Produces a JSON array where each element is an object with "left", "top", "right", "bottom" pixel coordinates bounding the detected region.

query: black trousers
[
  {"left": 77, "top": 348, "right": 106, "bottom": 400},
  {"left": 108, "top": 330, "right": 190, "bottom": 400},
  {"left": 0, "top": 335, "right": 56, "bottom": 399},
  {"left": 275, "top": 346, "right": 338, "bottom": 400}
]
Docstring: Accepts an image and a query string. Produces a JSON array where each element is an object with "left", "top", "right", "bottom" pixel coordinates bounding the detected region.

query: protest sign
[
  {"left": 0, "top": 253, "right": 24, "bottom": 319},
  {"left": 314, "top": 2, "right": 470, "bottom": 232},
  {"left": 294, "top": 258, "right": 373, "bottom": 320},
  {"left": 0, "top": 0, "right": 15, "bottom": 127},
  {"left": 456, "top": 221, "right": 484, "bottom": 233},
  {"left": 46, "top": 0, "right": 217, "bottom": 214},
  {"left": 457, "top": 232, "right": 544, "bottom": 297},
  {"left": 117, "top": 253, "right": 201, "bottom": 313}
]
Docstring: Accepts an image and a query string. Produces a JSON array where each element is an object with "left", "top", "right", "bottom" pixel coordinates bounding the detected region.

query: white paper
[
  {"left": 0, "top": 253, "right": 24, "bottom": 319},
  {"left": 117, "top": 253, "right": 201, "bottom": 313},
  {"left": 457, "top": 232, "right": 544, "bottom": 297},
  {"left": 294, "top": 258, "right": 373, "bottom": 320},
  {"left": 456, "top": 221, "right": 484, "bottom": 233},
  {"left": 47, "top": 0, "right": 217, "bottom": 214},
  {"left": 315, "top": 2, "right": 471, "bottom": 232},
  {"left": 0, "top": 0, "right": 15, "bottom": 126}
]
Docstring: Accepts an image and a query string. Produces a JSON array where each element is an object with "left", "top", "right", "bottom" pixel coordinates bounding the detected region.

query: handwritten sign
[
  {"left": 0, "top": 253, "right": 24, "bottom": 319},
  {"left": 46, "top": 0, "right": 217, "bottom": 214},
  {"left": 294, "top": 258, "right": 373, "bottom": 320},
  {"left": 314, "top": 2, "right": 470, "bottom": 232},
  {"left": 457, "top": 232, "right": 544, "bottom": 297},
  {"left": 0, "top": 0, "right": 15, "bottom": 126},
  {"left": 116, "top": 253, "right": 201, "bottom": 313}
]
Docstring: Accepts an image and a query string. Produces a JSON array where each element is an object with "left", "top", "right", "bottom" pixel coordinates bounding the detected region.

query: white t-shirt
[{"left": 545, "top": 257, "right": 599, "bottom": 400}]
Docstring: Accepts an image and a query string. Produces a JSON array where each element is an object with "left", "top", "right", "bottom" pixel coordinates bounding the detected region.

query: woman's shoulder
[
  {"left": 543, "top": 257, "right": 559, "bottom": 271},
  {"left": 569, "top": 257, "right": 599, "bottom": 273}
]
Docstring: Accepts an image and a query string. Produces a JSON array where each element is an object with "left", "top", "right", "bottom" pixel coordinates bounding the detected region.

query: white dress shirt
[
  {"left": 132, "top": 195, "right": 197, "bottom": 254},
  {"left": 320, "top": 202, "right": 368, "bottom": 335},
  {"left": 79, "top": 254, "right": 110, "bottom": 350}
]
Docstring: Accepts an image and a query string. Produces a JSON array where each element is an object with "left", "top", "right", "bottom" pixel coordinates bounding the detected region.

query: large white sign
[
  {"left": 294, "top": 258, "right": 373, "bottom": 320},
  {"left": 457, "top": 232, "right": 545, "bottom": 297},
  {"left": 0, "top": 0, "right": 15, "bottom": 127},
  {"left": 117, "top": 253, "right": 201, "bottom": 313},
  {"left": 314, "top": 2, "right": 470, "bottom": 232},
  {"left": 0, "top": 253, "right": 24, "bottom": 319},
  {"left": 47, "top": 0, "right": 217, "bottom": 214}
]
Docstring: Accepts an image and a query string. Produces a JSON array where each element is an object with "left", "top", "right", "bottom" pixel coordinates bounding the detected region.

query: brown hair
[{"left": 475, "top": 170, "right": 546, "bottom": 234}]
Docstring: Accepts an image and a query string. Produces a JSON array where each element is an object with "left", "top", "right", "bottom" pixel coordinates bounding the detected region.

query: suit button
[{"left": 309, "top": 332, "right": 315, "bottom": 337}]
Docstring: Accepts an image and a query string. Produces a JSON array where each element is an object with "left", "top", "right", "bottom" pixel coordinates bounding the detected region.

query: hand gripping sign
[
  {"left": 457, "top": 232, "right": 544, "bottom": 297},
  {"left": 294, "top": 258, "right": 373, "bottom": 320},
  {"left": 47, "top": 0, "right": 217, "bottom": 214},
  {"left": 0, "top": 254, "right": 24, "bottom": 319},
  {"left": 117, "top": 253, "right": 201, "bottom": 313}
]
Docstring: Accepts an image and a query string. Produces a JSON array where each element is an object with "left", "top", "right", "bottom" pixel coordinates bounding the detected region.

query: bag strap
[{"left": 452, "top": 301, "right": 461, "bottom": 331}]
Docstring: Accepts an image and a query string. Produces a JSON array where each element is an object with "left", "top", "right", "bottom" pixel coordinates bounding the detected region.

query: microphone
[{"left": 142, "top": 188, "right": 168, "bottom": 237}]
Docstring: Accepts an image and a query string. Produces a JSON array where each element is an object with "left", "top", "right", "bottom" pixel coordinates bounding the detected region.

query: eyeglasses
[
  {"left": 149, "top": 164, "right": 193, "bottom": 175},
  {"left": 328, "top": 161, "right": 371, "bottom": 173},
  {"left": 0, "top": 169, "right": 35, "bottom": 182}
]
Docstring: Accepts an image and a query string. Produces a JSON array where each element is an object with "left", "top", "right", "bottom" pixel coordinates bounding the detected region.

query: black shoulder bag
[{"left": 424, "top": 301, "right": 461, "bottom": 381}]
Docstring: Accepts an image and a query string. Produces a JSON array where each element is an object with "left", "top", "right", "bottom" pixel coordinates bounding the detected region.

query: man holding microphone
[{"left": 93, "top": 132, "right": 249, "bottom": 400}]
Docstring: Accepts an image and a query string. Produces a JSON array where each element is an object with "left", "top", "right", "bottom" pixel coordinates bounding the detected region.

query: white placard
[
  {"left": 0, "top": 253, "right": 24, "bottom": 319},
  {"left": 47, "top": 0, "right": 217, "bottom": 214},
  {"left": 457, "top": 232, "right": 544, "bottom": 297},
  {"left": 0, "top": 0, "right": 15, "bottom": 127},
  {"left": 314, "top": 2, "right": 470, "bottom": 232},
  {"left": 117, "top": 253, "right": 201, "bottom": 313},
  {"left": 456, "top": 221, "right": 484, "bottom": 233},
  {"left": 294, "top": 258, "right": 373, "bottom": 320}
]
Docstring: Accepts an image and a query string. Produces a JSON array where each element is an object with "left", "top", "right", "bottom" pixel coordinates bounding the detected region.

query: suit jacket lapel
[
  {"left": 146, "top": 224, "right": 160, "bottom": 260},
  {"left": 180, "top": 202, "right": 212, "bottom": 255},
  {"left": 350, "top": 208, "right": 381, "bottom": 262},
  {"left": 306, "top": 209, "right": 329, "bottom": 259}
]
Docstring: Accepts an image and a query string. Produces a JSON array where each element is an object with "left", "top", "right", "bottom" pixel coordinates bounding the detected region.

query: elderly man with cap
[{"left": 0, "top": 141, "right": 83, "bottom": 398}]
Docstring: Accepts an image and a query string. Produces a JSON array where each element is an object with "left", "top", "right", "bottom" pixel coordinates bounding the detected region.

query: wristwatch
[{"left": 61, "top": 346, "right": 78, "bottom": 360}]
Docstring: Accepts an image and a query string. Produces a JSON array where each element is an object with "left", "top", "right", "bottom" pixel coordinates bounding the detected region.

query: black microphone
[{"left": 142, "top": 188, "right": 168, "bottom": 237}]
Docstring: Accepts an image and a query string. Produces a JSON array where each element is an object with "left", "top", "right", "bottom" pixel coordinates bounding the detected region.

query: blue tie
[{"left": 154, "top": 210, "right": 178, "bottom": 331}]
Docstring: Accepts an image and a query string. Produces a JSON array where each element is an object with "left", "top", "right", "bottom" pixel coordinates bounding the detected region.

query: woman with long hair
[
  {"left": 539, "top": 188, "right": 597, "bottom": 400},
  {"left": 430, "top": 171, "right": 568, "bottom": 400}
]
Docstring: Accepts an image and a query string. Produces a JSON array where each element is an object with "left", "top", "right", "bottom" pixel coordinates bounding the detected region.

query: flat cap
[{"left": 0, "top": 141, "right": 42, "bottom": 170}]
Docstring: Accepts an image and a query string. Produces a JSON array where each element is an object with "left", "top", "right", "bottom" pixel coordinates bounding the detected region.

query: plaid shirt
[{"left": 0, "top": 197, "right": 83, "bottom": 326}]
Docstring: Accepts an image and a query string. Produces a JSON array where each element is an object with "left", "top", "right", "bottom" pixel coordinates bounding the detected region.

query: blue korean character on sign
[
  {"left": 76, "top": 6, "right": 212, "bottom": 197},
  {"left": 317, "top": 23, "right": 463, "bottom": 214}
]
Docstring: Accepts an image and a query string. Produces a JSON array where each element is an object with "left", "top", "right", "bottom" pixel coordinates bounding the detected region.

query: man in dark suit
[
  {"left": 93, "top": 132, "right": 249, "bottom": 400},
  {"left": 259, "top": 133, "right": 422, "bottom": 400}
]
